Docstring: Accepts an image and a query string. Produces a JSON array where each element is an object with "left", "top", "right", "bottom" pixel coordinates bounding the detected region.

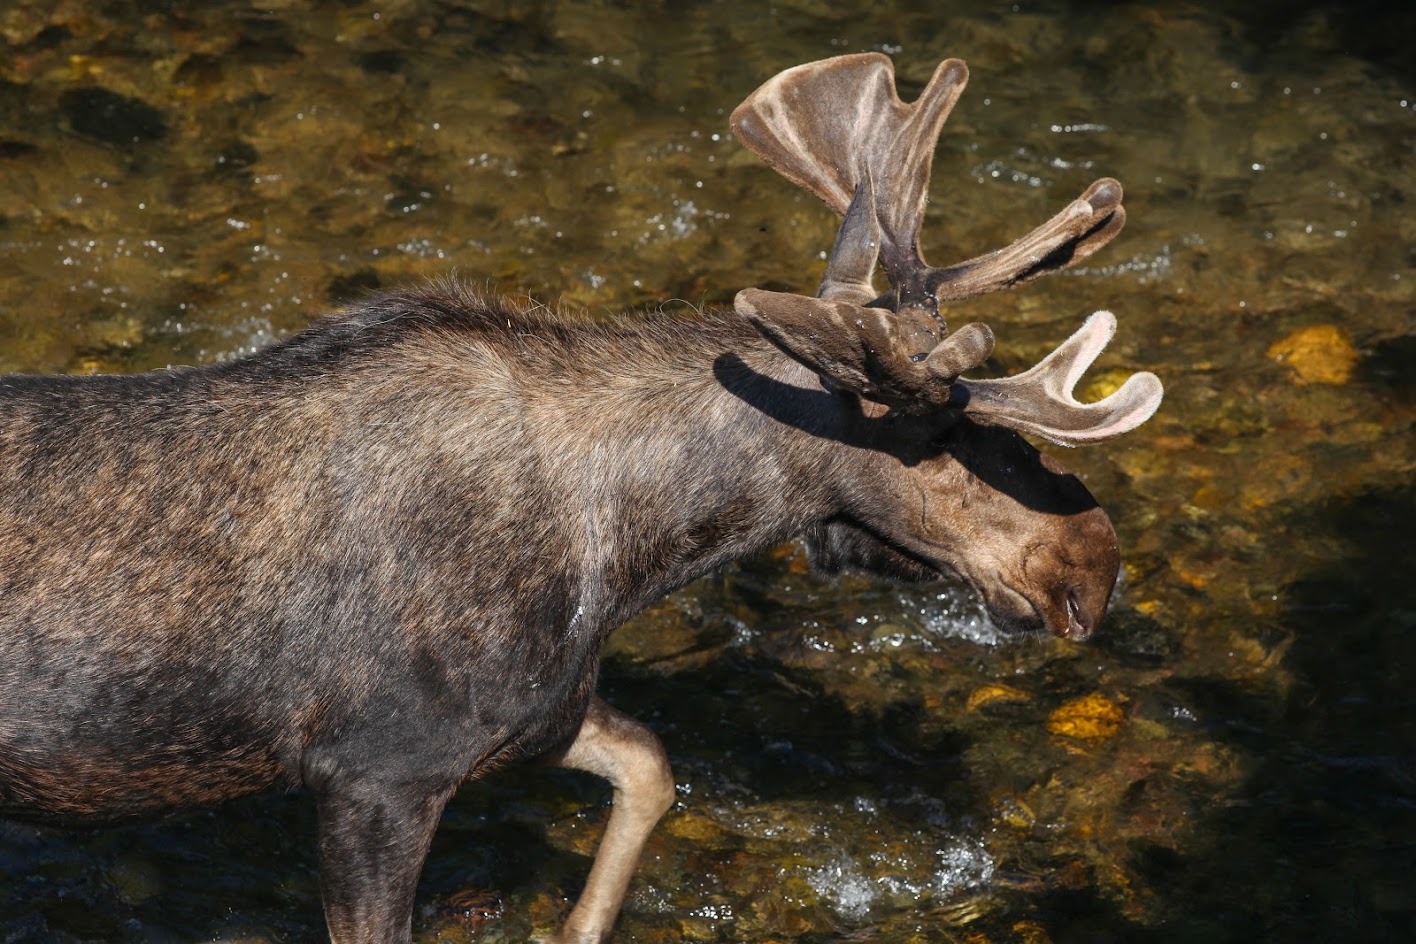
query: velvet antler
[{"left": 730, "top": 54, "right": 1162, "bottom": 442}]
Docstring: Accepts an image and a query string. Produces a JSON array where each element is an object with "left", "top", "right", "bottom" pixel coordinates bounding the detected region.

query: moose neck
[{"left": 524, "top": 311, "right": 869, "bottom": 632}]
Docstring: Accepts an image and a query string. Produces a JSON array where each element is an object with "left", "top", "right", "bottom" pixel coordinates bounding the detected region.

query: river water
[{"left": 0, "top": 1, "right": 1412, "bottom": 942}]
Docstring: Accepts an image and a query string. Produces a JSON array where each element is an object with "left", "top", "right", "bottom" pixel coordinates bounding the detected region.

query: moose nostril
[{"left": 1064, "top": 588, "right": 1091, "bottom": 640}]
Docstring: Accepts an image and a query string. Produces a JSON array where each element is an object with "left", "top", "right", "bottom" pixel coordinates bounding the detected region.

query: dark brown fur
[{"left": 0, "top": 281, "right": 1119, "bottom": 942}]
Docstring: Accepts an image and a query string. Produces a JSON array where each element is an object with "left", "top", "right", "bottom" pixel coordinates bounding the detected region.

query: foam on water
[
  {"left": 808, "top": 835, "right": 996, "bottom": 921},
  {"left": 808, "top": 852, "right": 877, "bottom": 920},
  {"left": 912, "top": 587, "right": 1010, "bottom": 648},
  {"left": 933, "top": 837, "right": 996, "bottom": 897}
]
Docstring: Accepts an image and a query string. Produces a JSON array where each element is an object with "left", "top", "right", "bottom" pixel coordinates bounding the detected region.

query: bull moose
[{"left": 0, "top": 55, "right": 1161, "bottom": 943}]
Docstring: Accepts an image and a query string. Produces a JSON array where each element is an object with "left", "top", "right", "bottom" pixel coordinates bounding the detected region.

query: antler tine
[
  {"left": 928, "top": 178, "right": 1126, "bottom": 303},
  {"left": 949, "top": 311, "right": 1163, "bottom": 446},
  {"left": 817, "top": 174, "right": 883, "bottom": 307},
  {"left": 729, "top": 54, "right": 966, "bottom": 218},
  {"left": 867, "top": 58, "right": 971, "bottom": 292}
]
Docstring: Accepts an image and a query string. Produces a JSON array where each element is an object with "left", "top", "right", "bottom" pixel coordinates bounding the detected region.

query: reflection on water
[{"left": 1, "top": 0, "right": 1413, "bottom": 941}]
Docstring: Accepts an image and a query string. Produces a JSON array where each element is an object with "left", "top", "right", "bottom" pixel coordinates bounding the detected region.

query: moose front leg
[
  {"left": 315, "top": 778, "right": 457, "bottom": 944},
  {"left": 537, "top": 696, "right": 676, "bottom": 944}
]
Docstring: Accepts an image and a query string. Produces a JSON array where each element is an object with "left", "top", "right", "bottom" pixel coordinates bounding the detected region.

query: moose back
[{"left": 0, "top": 55, "right": 1161, "bottom": 944}]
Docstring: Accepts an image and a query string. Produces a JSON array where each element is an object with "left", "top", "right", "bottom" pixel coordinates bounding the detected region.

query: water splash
[
  {"left": 808, "top": 852, "right": 877, "bottom": 920},
  {"left": 914, "top": 587, "right": 1009, "bottom": 648},
  {"left": 809, "top": 836, "right": 995, "bottom": 921},
  {"left": 933, "top": 838, "right": 995, "bottom": 897}
]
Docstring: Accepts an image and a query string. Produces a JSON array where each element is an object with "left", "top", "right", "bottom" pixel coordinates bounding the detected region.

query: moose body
[
  {"left": 0, "top": 289, "right": 866, "bottom": 824},
  {"left": 0, "top": 55, "right": 1161, "bottom": 943}
]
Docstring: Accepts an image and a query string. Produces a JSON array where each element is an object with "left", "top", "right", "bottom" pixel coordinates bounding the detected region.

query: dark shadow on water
[
  {"left": 0, "top": 763, "right": 612, "bottom": 943},
  {"left": 600, "top": 647, "right": 976, "bottom": 805},
  {"left": 1029, "top": 484, "right": 1416, "bottom": 943},
  {"left": 0, "top": 794, "right": 326, "bottom": 943},
  {"left": 1076, "top": 0, "right": 1416, "bottom": 86},
  {"left": 1364, "top": 334, "right": 1416, "bottom": 403},
  {"left": 1226, "top": 0, "right": 1416, "bottom": 86}
]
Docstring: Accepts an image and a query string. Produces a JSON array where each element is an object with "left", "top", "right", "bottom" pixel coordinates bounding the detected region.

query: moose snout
[
  {"left": 1031, "top": 566, "right": 1114, "bottom": 641},
  {"left": 1022, "top": 509, "right": 1121, "bottom": 641}
]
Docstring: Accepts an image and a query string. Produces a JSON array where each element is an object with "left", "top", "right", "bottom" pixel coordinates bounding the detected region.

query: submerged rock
[
  {"left": 1267, "top": 324, "right": 1358, "bottom": 385},
  {"left": 1046, "top": 693, "right": 1125, "bottom": 740},
  {"left": 59, "top": 87, "right": 168, "bottom": 145},
  {"left": 967, "top": 683, "right": 1032, "bottom": 711}
]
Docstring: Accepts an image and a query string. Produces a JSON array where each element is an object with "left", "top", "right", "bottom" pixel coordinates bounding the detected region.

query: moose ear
[{"left": 734, "top": 288, "right": 947, "bottom": 409}]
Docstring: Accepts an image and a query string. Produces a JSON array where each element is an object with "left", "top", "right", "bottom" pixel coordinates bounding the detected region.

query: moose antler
[
  {"left": 730, "top": 54, "right": 1126, "bottom": 318},
  {"left": 730, "top": 54, "right": 1162, "bottom": 445},
  {"left": 949, "top": 311, "right": 1164, "bottom": 445}
]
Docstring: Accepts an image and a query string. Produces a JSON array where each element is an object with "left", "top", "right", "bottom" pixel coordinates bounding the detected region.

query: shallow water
[{"left": 1, "top": 1, "right": 1413, "bottom": 941}]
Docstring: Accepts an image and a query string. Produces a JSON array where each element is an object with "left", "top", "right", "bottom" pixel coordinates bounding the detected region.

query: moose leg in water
[
  {"left": 536, "top": 698, "right": 676, "bottom": 944},
  {"left": 316, "top": 780, "right": 458, "bottom": 944}
]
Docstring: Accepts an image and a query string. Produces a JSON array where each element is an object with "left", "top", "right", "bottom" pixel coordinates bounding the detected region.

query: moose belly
[
  {"left": 0, "top": 648, "right": 289, "bottom": 825},
  {"left": 0, "top": 737, "right": 283, "bottom": 827}
]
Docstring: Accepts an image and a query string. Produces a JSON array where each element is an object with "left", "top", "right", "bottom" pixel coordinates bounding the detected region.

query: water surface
[{"left": 1, "top": 1, "right": 1412, "bottom": 941}]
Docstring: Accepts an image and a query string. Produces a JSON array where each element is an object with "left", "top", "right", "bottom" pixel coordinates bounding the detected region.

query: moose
[{"left": 0, "top": 54, "right": 1160, "bottom": 943}]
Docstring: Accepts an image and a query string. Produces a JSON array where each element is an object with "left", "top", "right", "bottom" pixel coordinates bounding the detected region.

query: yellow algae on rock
[
  {"left": 994, "top": 794, "right": 1037, "bottom": 829},
  {"left": 1176, "top": 566, "right": 1213, "bottom": 591},
  {"left": 1012, "top": 921, "right": 1054, "bottom": 944},
  {"left": 1267, "top": 324, "right": 1358, "bottom": 385},
  {"left": 1079, "top": 367, "right": 1133, "bottom": 403},
  {"left": 966, "top": 683, "right": 1031, "bottom": 711},
  {"left": 1046, "top": 693, "right": 1125, "bottom": 740},
  {"left": 664, "top": 812, "right": 730, "bottom": 844}
]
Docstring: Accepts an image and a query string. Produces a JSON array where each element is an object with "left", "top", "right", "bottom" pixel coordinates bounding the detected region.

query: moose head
[{"left": 730, "top": 54, "right": 1163, "bottom": 640}]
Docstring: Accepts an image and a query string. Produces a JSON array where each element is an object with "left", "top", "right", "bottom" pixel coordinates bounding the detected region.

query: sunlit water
[{"left": 1, "top": 1, "right": 1413, "bottom": 941}]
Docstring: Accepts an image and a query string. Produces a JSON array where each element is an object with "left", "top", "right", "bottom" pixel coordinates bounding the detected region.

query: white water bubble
[
  {"left": 809, "top": 853, "right": 877, "bottom": 920},
  {"left": 933, "top": 837, "right": 995, "bottom": 897},
  {"left": 915, "top": 587, "right": 1008, "bottom": 647}
]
